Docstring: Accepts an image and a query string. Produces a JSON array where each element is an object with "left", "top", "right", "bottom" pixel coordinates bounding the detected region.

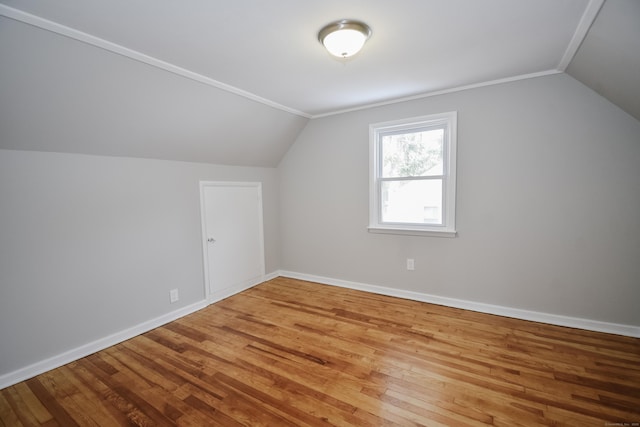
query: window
[{"left": 369, "top": 112, "right": 457, "bottom": 237}]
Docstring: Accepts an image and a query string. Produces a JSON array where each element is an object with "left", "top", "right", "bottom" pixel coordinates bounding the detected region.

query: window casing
[{"left": 369, "top": 112, "right": 457, "bottom": 237}]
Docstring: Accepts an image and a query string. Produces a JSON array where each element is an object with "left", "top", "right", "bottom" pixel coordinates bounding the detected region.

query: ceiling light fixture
[{"left": 318, "top": 19, "right": 372, "bottom": 58}]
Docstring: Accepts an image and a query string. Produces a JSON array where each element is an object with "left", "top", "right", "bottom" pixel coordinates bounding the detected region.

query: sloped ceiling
[
  {"left": 566, "top": 0, "right": 640, "bottom": 122},
  {"left": 0, "top": 13, "right": 308, "bottom": 167},
  {"left": 0, "top": 0, "right": 636, "bottom": 167}
]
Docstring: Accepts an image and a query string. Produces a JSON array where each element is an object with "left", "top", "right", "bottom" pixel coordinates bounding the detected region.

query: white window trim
[{"left": 368, "top": 112, "right": 458, "bottom": 238}]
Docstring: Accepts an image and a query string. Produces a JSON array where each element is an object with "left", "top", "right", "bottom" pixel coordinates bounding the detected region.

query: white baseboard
[
  {"left": 278, "top": 270, "right": 640, "bottom": 338},
  {"left": 0, "top": 300, "right": 207, "bottom": 390},
  {"left": 207, "top": 271, "right": 280, "bottom": 304},
  {"left": 0, "top": 272, "right": 281, "bottom": 390},
  {"left": 4, "top": 270, "right": 635, "bottom": 390}
]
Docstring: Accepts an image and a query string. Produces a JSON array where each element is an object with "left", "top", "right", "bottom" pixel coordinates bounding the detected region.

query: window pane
[
  {"left": 381, "top": 179, "right": 442, "bottom": 224},
  {"left": 381, "top": 128, "right": 444, "bottom": 178}
]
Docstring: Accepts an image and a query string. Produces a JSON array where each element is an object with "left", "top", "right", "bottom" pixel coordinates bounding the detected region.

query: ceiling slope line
[
  {"left": 557, "top": 0, "right": 605, "bottom": 71},
  {"left": 0, "top": 4, "right": 312, "bottom": 119},
  {"left": 311, "top": 70, "right": 563, "bottom": 119}
]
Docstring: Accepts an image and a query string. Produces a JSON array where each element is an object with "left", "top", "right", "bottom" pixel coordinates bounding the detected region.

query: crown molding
[
  {"left": 557, "top": 0, "right": 605, "bottom": 71},
  {"left": 1, "top": 2, "right": 602, "bottom": 121},
  {"left": 311, "top": 70, "right": 563, "bottom": 119},
  {"left": 0, "top": 4, "right": 312, "bottom": 119}
]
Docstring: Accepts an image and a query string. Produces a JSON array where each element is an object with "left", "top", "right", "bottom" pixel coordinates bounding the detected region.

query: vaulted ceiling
[
  {"left": 1, "top": 0, "right": 638, "bottom": 167},
  {"left": 566, "top": 0, "right": 640, "bottom": 124}
]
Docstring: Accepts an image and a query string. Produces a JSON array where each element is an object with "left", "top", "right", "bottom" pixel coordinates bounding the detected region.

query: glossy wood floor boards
[{"left": 1, "top": 277, "right": 639, "bottom": 426}]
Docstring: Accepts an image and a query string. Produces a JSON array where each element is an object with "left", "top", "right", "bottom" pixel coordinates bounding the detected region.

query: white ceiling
[
  {"left": 1, "top": 0, "right": 637, "bottom": 166},
  {"left": 1, "top": 0, "right": 594, "bottom": 117}
]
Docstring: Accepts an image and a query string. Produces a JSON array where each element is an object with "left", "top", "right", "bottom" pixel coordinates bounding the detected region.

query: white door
[{"left": 200, "top": 182, "right": 265, "bottom": 303}]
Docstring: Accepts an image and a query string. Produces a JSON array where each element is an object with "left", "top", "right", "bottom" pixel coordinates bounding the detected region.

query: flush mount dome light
[{"left": 318, "top": 19, "right": 371, "bottom": 58}]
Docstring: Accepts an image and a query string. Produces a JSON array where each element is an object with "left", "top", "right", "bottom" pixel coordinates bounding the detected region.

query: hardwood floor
[{"left": 1, "top": 277, "right": 639, "bottom": 426}]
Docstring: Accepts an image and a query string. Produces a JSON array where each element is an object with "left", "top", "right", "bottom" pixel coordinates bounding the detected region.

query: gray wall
[
  {"left": 279, "top": 73, "right": 640, "bottom": 326},
  {"left": 2, "top": 72, "right": 639, "bottom": 380},
  {"left": 0, "top": 149, "right": 280, "bottom": 376}
]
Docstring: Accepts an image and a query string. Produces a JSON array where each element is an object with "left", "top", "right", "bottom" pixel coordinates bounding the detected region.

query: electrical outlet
[
  {"left": 169, "top": 289, "right": 179, "bottom": 303},
  {"left": 407, "top": 258, "right": 415, "bottom": 271}
]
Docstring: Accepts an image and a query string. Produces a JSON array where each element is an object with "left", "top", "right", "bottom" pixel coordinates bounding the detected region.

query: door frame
[{"left": 199, "top": 181, "right": 266, "bottom": 304}]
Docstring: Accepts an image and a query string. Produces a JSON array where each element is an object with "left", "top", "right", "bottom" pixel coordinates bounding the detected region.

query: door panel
[{"left": 201, "top": 182, "right": 265, "bottom": 302}]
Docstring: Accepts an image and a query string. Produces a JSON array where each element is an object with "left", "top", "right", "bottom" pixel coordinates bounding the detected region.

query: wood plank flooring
[{"left": 1, "top": 277, "right": 639, "bottom": 426}]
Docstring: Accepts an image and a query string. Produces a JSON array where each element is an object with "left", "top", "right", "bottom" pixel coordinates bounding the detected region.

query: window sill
[{"left": 368, "top": 226, "right": 457, "bottom": 238}]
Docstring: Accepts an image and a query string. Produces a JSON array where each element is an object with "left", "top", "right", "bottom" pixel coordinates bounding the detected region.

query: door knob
[{"left": 207, "top": 237, "right": 216, "bottom": 243}]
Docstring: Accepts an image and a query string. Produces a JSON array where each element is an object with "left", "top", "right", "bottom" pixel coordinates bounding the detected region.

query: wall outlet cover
[
  {"left": 170, "top": 289, "right": 179, "bottom": 303},
  {"left": 407, "top": 259, "right": 415, "bottom": 270}
]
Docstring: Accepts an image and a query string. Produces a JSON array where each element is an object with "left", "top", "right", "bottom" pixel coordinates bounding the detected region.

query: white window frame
[{"left": 369, "top": 112, "right": 457, "bottom": 237}]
